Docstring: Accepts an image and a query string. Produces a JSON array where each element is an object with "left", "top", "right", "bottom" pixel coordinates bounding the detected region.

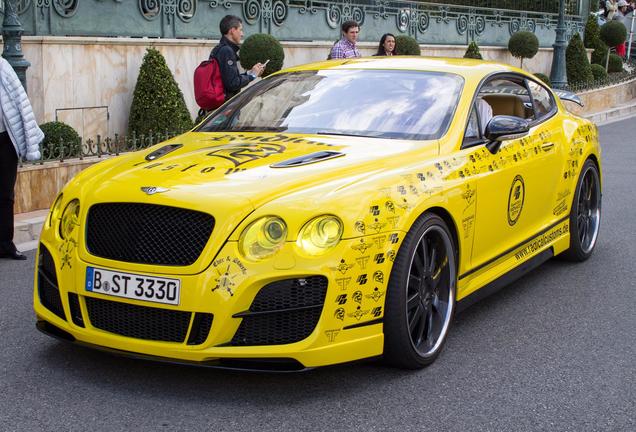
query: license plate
[{"left": 85, "top": 267, "right": 180, "bottom": 306}]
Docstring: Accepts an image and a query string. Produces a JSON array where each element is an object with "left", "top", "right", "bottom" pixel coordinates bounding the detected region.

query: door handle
[{"left": 541, "top": 142, "right": 555, "bottom": 152}]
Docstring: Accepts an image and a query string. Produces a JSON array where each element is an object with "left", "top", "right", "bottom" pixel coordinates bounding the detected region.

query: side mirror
[{"left": 484, "top": 115, "right": 530, "bottom": 154}]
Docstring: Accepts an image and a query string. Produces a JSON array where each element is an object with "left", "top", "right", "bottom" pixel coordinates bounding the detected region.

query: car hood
[
  {"left": 83, "top": 132, "right": 438, "bottom": 209},
  {"left": 72, "top": 132, "right": 438, "bottom": 273}
]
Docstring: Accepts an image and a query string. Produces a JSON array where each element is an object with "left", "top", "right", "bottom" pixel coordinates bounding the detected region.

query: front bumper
[{"left": 33, "top": 232, "right": 401, "bottom": 368}]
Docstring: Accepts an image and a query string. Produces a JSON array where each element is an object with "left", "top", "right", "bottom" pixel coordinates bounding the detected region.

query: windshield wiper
[{"left": 316, "top": 130, "right": 385, "bottom": 138}]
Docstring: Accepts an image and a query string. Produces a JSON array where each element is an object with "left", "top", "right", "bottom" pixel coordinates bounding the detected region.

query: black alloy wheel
[
  {"left": 384, "top": 213, "right": 457, "bottom": 369},
  {"left": 561, "top": 159, "right": 602, "bottom": 261}
]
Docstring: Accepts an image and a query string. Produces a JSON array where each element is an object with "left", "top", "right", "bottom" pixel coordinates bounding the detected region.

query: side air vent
[{"left": 270, "top": 151, "right": 344, "bottom": 168}]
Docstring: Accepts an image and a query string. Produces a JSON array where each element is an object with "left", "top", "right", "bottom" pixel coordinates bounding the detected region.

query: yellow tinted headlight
[
  {"left": 239, "top": 216, "right": 287, "bottom": 261},
  {"left": 47, "top": 193, "right": 64, "bottom": 228},
  {"left": 297, "top": 215, "right": 343, "bottom": 256},
  {"left": 59, "top": 199, "right": 80, "bottom": 239}
]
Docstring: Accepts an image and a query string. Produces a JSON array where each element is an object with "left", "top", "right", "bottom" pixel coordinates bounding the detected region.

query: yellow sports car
[{"left": 34, "top": 57, "right": 601, "bottom": 370}]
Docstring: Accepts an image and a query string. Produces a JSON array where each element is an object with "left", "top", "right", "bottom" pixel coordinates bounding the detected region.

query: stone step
[{"left": 14, "top": 210, "right": 48, "bottom": 252}]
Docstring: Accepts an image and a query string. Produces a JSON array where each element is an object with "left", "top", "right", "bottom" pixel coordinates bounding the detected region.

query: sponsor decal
[
  {"left": 335, "top": 294, "right": 348, "bottom": 305},
  {"left": 370, "top": 205, "right": 381, "bottom": 216},
  {"left": 348, "top": 306, "right": 369, "bottom": 321},
  {"left": 325, "top": 329, "right": 341, "bottom": 343},
  {"left": 331, "top": 259, "right": 355, "bottom": 275},
  {"left": 374, "top": 253, "right": 385, "bottom": 264},
  {"left": 387, "top": 216, "right": 400, "bottom": 229},
  {"left": 210, "top": 256, "right": 248, "bottom": 296},
  {"left": 553, "top": 200, "right": 568, "bottom": 216},
  {"left": 514, "top": 222, "right": 569, "bottom": 261},
  {"left": 507, "top": 175, "right": 525, "bottom": 226},
  {"left": 373, "top": 271, "right": 384, "bottom": 284},
  {"left": 389, "top": 233, "right": 400, "bottom": 244},
  {"left": 365, "top": 287, "right": 385, "bottom": 302},
  {"left": 352, "top": 239, "right": 371, "bottom": 254},
  {"left": 354, "top": 221, "right": 366, "bottom": 235},
  {"left": 352, "top": 290, "right": 363, "bottom": 304},
  {"left": 372, "top": 235, "right": 387, "bottom": 249},
  {"left": 387, "top": 250, "right": 396, "bottom": 262},
  {"left": 206, "top": 143, "right": 285, "bottom": 167},
  {"left": 371, "top": 307, "right": 383, "bottom": 318},
  {"left": 385, "top": 200, "right": 396, "bottom": 213},
  {"left": 368, "top": 220, "right": 387, "bottom": 234},
  {"left": 355, "top": 256, "right": 370, "bottom": 270},
  {"left": 336, "top": 277, "right": 352, "bottom": 291},
  {"left": 356, "top": 274, "right": 368, "bottom": 285},
  {"left": 59, "top": 238, "right": 77, "bottom": 270},
  {"left": 334, "top": 308, "right": 345, "bottom": 321}
]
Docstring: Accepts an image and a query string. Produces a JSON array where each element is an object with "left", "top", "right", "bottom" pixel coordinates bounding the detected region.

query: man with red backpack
[
  {"left": 194, "top": 15, "right": 265, "bottom": 119},
  {"left": 211, "top": 15, "right": 264, "bottom": 99}
]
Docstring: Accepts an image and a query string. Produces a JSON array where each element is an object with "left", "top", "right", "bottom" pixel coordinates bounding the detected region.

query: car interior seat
[{"left": 481, "top": 94, "right": 526, "bottom": 118}]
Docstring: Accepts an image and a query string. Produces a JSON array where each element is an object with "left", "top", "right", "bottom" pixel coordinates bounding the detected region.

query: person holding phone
[{"left": 209, "top": 15, "right": 266, "bottom": 100}]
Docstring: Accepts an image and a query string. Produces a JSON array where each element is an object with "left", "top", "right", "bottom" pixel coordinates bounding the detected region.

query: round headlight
[
  {"left": 47, "top": 193, "right": 64, "bottom": 228},
  {"left": 59, "top": 199, "right": 80, "bottom": 239},
  {"left": 239, "top": 216, "right": 287, "bottom": 261},
  {"left": 297, "top": 215, "right": 343, "bottom": 256}
]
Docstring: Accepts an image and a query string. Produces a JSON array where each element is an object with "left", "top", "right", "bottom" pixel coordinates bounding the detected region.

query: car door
[{"left": 458, "top": 75, "right": 563, "bottom": 273}]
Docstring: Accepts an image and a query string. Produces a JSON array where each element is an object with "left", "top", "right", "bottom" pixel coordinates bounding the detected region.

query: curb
[{"left": 584, "top": 100, "right": 636, "bottom": 126}]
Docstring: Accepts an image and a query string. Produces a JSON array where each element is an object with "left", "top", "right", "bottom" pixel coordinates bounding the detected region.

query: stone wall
[{"left": 19, "top": 36, "right": 560, "bottom": 140}]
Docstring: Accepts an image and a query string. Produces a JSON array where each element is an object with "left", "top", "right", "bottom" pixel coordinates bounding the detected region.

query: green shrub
[
  {"left": 395, "top": 35, "right": 421, "bottom": 56},
  {"left": 128, "top": 47, "right": 193, "bottom": 138},
  {"left": 240, "top": 34, "right": 285, "bottom": 78},
  {"left": 566, "top": 33, "right": 594, "bottom": 86},
  {"left": 40, "top": 121, "right": 81, "bottom": 158},
  {"left": 584, "top": 14, "right": 601, "bottom": 49},
  {"left": 508, "top": 31, "right": 539, "bottom": 68},
  {"left": 600, "top": 20, "right": 627, "bottom": 47},
  {"left": 534, "top": 73, "right": 551, "bottom": 87},
  {"left": 608, "top": 53, "right": 624, "bottom": 73},
  {"left": 464, "top": 41, "right": 483, "bottom": 60},
  {"left": 591, "top": 41, "right": 609, "bottom": 66},
  {"left": 590, "top": 64, "right": 608, "bottom": 81}
]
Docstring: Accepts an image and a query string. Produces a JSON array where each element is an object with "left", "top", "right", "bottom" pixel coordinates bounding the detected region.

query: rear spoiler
[{"left": 554, "top": 89, "right": 583, "bottom": 107}]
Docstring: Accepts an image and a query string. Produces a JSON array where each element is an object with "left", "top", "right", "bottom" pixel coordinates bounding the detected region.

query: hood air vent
[
  {"left": 145, "top": 144, "right": 183, "bottom": 161},
  {"left": 270, "top": 151, "right": 344, "bottom": 168}
]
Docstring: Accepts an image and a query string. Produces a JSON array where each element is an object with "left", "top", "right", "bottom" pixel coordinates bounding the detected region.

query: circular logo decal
[{"left": 507, "top": 175, "right": 525, "bottom": 226}]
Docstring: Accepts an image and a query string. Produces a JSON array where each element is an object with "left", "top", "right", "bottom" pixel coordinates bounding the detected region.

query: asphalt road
[{"left": 1, "top": 119, "right": 634, "bottom": 432}]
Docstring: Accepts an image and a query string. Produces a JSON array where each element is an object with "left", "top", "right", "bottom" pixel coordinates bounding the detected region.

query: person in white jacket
[{"left": 0, "top": 56, "right": 43, "bottom": 260}]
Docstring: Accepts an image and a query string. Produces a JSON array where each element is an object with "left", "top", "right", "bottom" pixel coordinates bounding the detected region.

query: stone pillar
[{"left": 2, "top": 0, "right": 30, "bottom": 92}]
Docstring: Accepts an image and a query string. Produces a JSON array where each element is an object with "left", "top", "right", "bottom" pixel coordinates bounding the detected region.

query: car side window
[
  {"left": 464, "top": 105, "right": 481, "bottom": 140},
  {"left": 478, "top": 78, "right": 534, "bottom": 121},
  {"left": 527, "top": 80, "right": 555, "bottom": 120}
]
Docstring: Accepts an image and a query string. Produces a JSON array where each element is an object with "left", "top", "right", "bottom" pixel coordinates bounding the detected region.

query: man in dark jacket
[{"left": 210, "top": 15, "right": 265, "bottom": 100}]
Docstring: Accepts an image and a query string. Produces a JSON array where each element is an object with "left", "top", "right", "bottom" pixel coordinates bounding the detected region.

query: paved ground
[{"left": 1, "top": 119, "right": 634, "bottom": 431}]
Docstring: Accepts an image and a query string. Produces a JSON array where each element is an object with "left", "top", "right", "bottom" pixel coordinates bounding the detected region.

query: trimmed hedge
[
  {"left": 508, "top": 31, "right": 539, "bottom": 68},
  {"left": 395, "top": 36, "right": 421, "bottom": 56},
  {"left": 590, "top": 64, "right": 608, "bottom": 81},
  {"left": 464, "top": 41, "right": 483, "bottom": 60},
  {"left": 128, "top": 48, "right": 193, "bottom": 137},
  {"left": 534, "top": 73, "right": 552, "bottom": 87},
  {"left": 566, "top": 33, "right": 594, "bottom": 87},
  {"left": 584, "top": 14, "right": 601, "bottom": 49},
  {"left": 608, "top": 53, "right": 624, "bottom": 73},
  {"left": 591, "top": 41, "right": 609, "bottom": 66},
  {"left": 40, "top": 121, "right": 81, "bottom": 157},
  {"left": 240, "top": 33, "right": 285, "bottom": 78}
]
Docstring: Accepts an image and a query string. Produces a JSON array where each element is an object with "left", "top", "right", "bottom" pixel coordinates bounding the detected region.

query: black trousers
[{"left": 0, "top": 131, "right": 18, "bottom": 253}]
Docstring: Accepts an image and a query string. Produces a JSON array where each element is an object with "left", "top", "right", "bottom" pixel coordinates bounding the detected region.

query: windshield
[{"left": 196, "top": 69, "right": 464, "bottom": 140}]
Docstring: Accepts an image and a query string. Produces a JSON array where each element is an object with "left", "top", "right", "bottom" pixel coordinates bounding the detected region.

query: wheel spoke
[
  {"left": 409, "top": 304, "right": 424, "bottom": 333},
  {"left": 419, "top": 239, "right": 429, "bottom": 272},
  {"left": 428, "top": 244, "right": 437, "bottom": 275},
  {"left": 415, "top": 307, "right": 427, "bottom": 345},
  {"left": 424, "top": 304, "right": 434, "bottom": 343},
  {"left": 407, "top": 293, "right": 420, "bottom": 311}
]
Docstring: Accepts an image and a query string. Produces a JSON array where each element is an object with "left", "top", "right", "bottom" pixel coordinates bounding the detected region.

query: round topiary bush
[
  {"left": 508, "top": 31, "right": 539, "bottom": 68},
  {"left": 395, "top": 35, "right": 421, "bottom": 56},
  {"left": 39, "top": 121, "right": 81, "bottom": 158},
  {"left": 534, "top": 73, "right": 551, "bottom": 87},
  {"left": 240, "top": 34, "right": 285, "bottom": 78},
  {"left": 464, "top": 41, "right": 483, "bottom": 60},
  {"left": 600, "top": 20, "right": 627, "bottom": 47},
  {"left": 590, "top": 63, "right": 608, "bottom": 81},
  {"left": 608, "top": 53, "right": 624, "bottom": 73},
  {"left": 128, "top": 47, "right": 193, "bottom": 139},
  {"left": 566, "top": 33, "right": 594, "bottom": 87}
]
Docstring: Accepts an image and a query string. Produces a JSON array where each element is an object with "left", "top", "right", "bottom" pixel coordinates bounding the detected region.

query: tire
[
  {"left": 560, "top": 159, "right": 602, "bottom": 262},
  {"left": 383, "top": 213, "right": 457, "bottom": 369}
]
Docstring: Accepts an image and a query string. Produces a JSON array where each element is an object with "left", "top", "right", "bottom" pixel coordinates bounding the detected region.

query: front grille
[
  {"left": 230, "top": 277, "right": 328, "bottom": 346},
  {"left": 85, "top": 297, "right": 191, "bottom": 342},
  {"left": 86, "top": 203, "right": 215, "bottom": 266},
  {"left": 38, "top": 244, "right": 66, "bottom": 321}
]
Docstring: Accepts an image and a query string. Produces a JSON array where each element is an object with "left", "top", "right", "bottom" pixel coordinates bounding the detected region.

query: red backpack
[{"left": 193, "top": 58, "right": 225, "bottom": 111}]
